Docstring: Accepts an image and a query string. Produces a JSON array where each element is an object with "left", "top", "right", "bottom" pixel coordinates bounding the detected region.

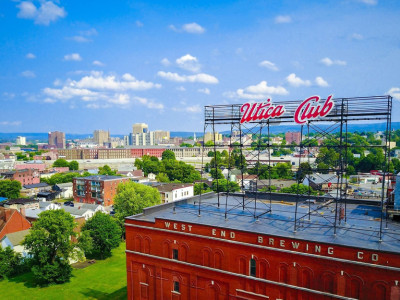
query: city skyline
[{"left": 1, "top": 0, "right": 400, "bottom": 134}]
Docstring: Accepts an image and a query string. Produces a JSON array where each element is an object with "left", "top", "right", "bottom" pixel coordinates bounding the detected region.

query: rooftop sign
[{"left": 240, "top": 95, "right": 335, "bottom": 124}]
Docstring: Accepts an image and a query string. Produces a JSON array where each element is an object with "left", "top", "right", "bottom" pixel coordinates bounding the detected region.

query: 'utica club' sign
[{"left": 240, "top": 95, "right": 335, "bottom": 124}]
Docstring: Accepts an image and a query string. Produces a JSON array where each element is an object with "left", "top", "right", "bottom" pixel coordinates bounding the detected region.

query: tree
[
  {"left": 298, "top": 162, "right": 312, "bottom": 181},
  {"left": 0, "top": 180, "right": 21, "bottom": 199},
  {"left": 98, "top": 165, "right": 117, "bottom": 176},
  {"left": 205, "top": 140, "right": 215, "bottom": 147},
  {"left": 23, "top": 210, "right": 77, "bottom": 285},
  {"left": 0, "top": 247, "right": 28, "bottom": 280},
  {"left": 162, "top": 150, "right": 176, "bottom": 161},
  {"left": 210, "top": 168, "right": 224, "bottom": 179},
  {"left": 279, "top": 183, "right": 319, "bottom": 195},
  {"left": 194, "top": 182, "right": 212, "bottom": 195},
  {"left": 53, "top": 159, "right": 69, "bottom": 168},
  {"left": 81, "top": 212, "right": 121, "bottom": 259},
  {"left": 212, "top": 179, "right": 240, "bottom": 193},
  {"left": 68, "top": 160, "right": 79, "bottom": 170},
  {"left": 156, "top": 173, "right": 170, "bottom": 182},
  {"left": 114, "top": 181, "right": 161, "bottom": 231}
]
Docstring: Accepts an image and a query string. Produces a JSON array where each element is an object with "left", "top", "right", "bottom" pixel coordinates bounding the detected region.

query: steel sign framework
[{"left": 197, "top": 95, "right": 396, "bottom": 243}]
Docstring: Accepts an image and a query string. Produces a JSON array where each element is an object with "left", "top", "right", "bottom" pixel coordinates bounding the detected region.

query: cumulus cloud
[
  {"left": 387, "top": 87, "right": 400, "bottom": 100},
  {"left": 259, "top": 60, "right": 279, "bottom": 71},
  {"left": 275, "top": 15, "right": 292, "bottom": 24},
  {"left": 227, "top": 81, "right": 288, "bottom": 100},
  {"left": 17, "top": 1, "right": 66, "bottom": 25},
  {"left": 286, "top": 73, "right": 311, "bottom": 87},
  {"left": 157, "top": 71, "right": 219, "bottom": 84},
  {"left": 315, "top": 76, "right": 329, "bottom": 87},
  {"left": 69, "top": 28, "right": 97, "bottom": 43},
  {"left": 161, "top": 58, "right": 171, "bottom": 66},
  {"left": 169, "top": 22, "right": 205, "bottom": 34},
  {"left": 320, "top": 57, "right": 347, "bottom": 66},
  {"left": 41, "top": 71, "right": 163, "bottom": 109},
  {"left": 92, "top": 60, "right": 104, "bottom": 66},
  {"left": 198, "top": 88, "right": 210, "bottom": 95},
  {"left": 176, "top": 54, "right": 201, "bottom": 72},
  {"left": 26, "top": 53, "right": 36, "bottom": 59},
  {"left": 21, "top": 70, "right": 36, "bottom": 78},
  {"left": 64, "top": 53, "right": 82, "bottom": 61},
  {"left": 0, "top": 121, "right": 21, "bottom": 126}
]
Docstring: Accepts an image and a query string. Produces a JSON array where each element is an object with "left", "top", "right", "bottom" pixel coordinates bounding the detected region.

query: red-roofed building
[{"left": 0, "top": 207, "right": 31, "bottom": 240}]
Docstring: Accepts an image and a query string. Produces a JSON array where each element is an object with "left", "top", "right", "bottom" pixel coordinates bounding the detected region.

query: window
[
  {"left": 250, "top": 258, "right": 256, "bottom": 277},
  {"left": 173, "top": 281, "right": 180, "bottom": 293},
  {"left": 173, "top": 249, "right": 179, "bottom": 260}
]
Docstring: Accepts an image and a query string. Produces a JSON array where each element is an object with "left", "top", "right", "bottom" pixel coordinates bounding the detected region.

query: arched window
[{"left": 250, "top": 258, "right": 256, "bottom": 277}]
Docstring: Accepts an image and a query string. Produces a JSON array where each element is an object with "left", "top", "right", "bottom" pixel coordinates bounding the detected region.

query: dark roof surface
[
  {"left": 76, "top": 175, "right": 123, "bottom": 181},
  {"left": 155, "top": 183, "right": 193, "bottom": 193},
  {"left": 23, "top": 183, "right": 49, "bottom": 189},
  {"left": 128, "top": 193, "right": 400, "bottom": 254}
]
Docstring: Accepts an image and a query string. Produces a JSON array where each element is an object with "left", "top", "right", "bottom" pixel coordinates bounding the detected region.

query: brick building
[
  {"left": 48, "top": 131, "right": 66, "bottom": 149},
  {"left": 1, "top": 169, "right": 40, "bottom": 185},
  {"left": 73, "top": 175, "right": 129, "bottom": 206},
  {"left": 285, "top": 131, "right": 302, "bottom": 145},
  {"left": 0, "top": 207, "right": 31, "bottom": 240},
  {"left": 125, "top": 194, "right": 400, "bottom": 300}
]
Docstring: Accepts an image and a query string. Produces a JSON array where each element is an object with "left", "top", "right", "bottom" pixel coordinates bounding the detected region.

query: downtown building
[
  {"left": 125, "top": 193, "right": 400, "bottom": 300},
  {"left": 48, "top": 131, "right": 66, "bottom": 149}
]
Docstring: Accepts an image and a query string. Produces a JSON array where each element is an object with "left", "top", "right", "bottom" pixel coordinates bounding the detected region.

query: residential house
[
  {"left": 20, "top": 182, "right": 51, "bottom": 197},
  {"left": 15, "top": 161, "right": 46, "bottom": 172},
  {"left": 303, "top": 173, "right": 348, "bottom": 191},
  {"left": 155, "top": 183, "right": 194, "bottom": 203},
  {"left": 2, "top": 198, "right": 39, "bottom": 210},
  {"left": 236, "top": 174, "right": 258, "bottom": 190},
  {"left": 1, "top": 169, "right": 40, "bottom": 186},
  {"left": 62, "top": 206, "right": 95, "bottom": 221},
  {"left": 53, "top": 182, "right": 73, "bottom": 198},
  {"left": 249, "top": 179, "right": 296, "bottom": 191},
  {"left": 1, "top": 229, "right": 30, "bottom": 257},
  {"left": 0, "top": 207, "right": 31, "bottom": 240}
]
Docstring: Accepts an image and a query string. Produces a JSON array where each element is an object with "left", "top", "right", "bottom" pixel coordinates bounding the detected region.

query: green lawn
[{"left": 0, "top": 243, "right": 127, "bottom": 300}]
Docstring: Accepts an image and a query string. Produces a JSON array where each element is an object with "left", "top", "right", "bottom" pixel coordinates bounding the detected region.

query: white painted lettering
[
  {"left": 165, "top": 222, "right": 170, "bottom": 228},
  {"left": 315, "top": 245, "right": 321, "bottom": 253},
  {"left": 258, "top": 236, "right": 263, "bottom": 244},
  {"left": 269, "top": 238, "right": 274, "bottom": 246},
  {"left": 292, "top": 242, "right": 300, "bottom": 249},
  {"left": 328, "top": 247, "right": 334, "bottom": 255},
  {"left": 306, "top": 244, "right": 309, "bottom": 251},
  {"left": 221, "top": 231, "right": 226, "bottom": 237},
  {"left": 212, "top": 229, "right": 216, "bottom": 236},
  {"left": 357, "top": 252, "right": 363, "bottom": 260},
  {"left": 188, "top": 225, "right": 192, "bottom": 232},
  {"left": 230, "top": 232, "right": 235, "bottom": 239},
  {"left": 173, "top": 223, "right": 177, "bottom": 229},
  {"left": 280, "top": 240, "right": 285, "bottom": 247},
  {"left": 181, "top": 224, "right": 185, "bottom": 230},
  {"left": 372, "top": 254, "right": 378, "bottom": 262}
]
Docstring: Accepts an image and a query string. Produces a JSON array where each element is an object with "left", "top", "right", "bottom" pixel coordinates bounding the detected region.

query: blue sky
[{"left": 0, "top": 0, "right": 399, "bottom": 134}]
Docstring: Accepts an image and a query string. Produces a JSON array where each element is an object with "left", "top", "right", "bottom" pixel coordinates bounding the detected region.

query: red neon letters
[{"left": 239, "top": 95, "right": 334, "bottom": 124}]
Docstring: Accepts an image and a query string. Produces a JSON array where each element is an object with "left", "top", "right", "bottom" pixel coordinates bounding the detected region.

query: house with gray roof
[{"left": 1, "top": 229, "right": 30, "bottom": 257}]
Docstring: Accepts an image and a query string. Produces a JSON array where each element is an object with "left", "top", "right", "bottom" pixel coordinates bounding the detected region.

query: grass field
[{"left": 0, "top": 243, "right": 127, "bottom": 300}]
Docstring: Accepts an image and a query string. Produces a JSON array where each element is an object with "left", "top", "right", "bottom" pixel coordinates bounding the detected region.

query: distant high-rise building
[
  {"left": 129, "top": 132, "right": 155, "bottom": 146},
  {"left": 16, "top": 136, "right": 26, "bottom": 146},
  {"left": 154, "top": 130, "right": 170, "bottom": 144},
  {"left": 133, "top": 123, "right": 149, "bottom": 134},
  {"left": 93, "top": 130, "right": 110, "bottom": 146},
  {"left": 285, "top": 131, "right": 302, "bottom": 145},
  {"left": 48, "top": 131, "right": 66, "bottom": 149},
  {"left": 204, "top": 132, "right": 222, "bottom": 143}
]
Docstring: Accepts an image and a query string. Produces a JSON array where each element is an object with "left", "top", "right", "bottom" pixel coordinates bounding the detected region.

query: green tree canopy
[
  {"left": 194, "top": 182, "right": 212, "bottom": 195},
  {"left": 81, "top": 212, "right": 121, "bottom": 259},
  {"left": 53, "top": 158, "right": 69, "bottom": 168},
  {"left": 0, "top": 180, "right": 21, "bottom": 199},
  {"left": 114, "top": 181, "right": 161, "bottom": 231},
  {"left": 68, "top": 160, "right": 79, "bottom": 170},
  {"left": 211, "top": 179, "right": 240, "bottom": 193},
  {"left": 23, "top": 210, "right": 77, "bottom": 285},
  {"left": 98, "top": 165, "right": 117, "bottom": 176},
  {"left": 162, "top": 150, "right": 176, "bottom": 161}
]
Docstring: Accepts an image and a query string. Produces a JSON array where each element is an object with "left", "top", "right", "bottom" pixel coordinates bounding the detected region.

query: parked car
[{"left": 64, "top": 201, "right": 74, "bottom": 207}]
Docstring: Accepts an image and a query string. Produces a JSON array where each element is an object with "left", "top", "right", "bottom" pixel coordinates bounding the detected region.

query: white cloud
[
  {"left": 387, "top": 88, "right": 400, "bottom": 100},
  {"left": 227, "top": 81, "right": 288, "bottom": 100},
  {"left": 157, "top": 71, "right": 219, "bottom": 84},
  {"left": 357, "top": 0, "right": 377, "bottom": 5},
  {"left": 350, "top": 33, "right": 364, "bottom": 40},
  {"left": 275, "top": 15, "right": 292, "bottom": 24},
  {"left": 161, "top": 58, "right": 171, "bottom": 66},
  {"left": 315, "top": 76, "right": 329, "bottom": 87},
  {"left": 70, "top": 36, "right": 91, "bottom": 42},
  {"left": 176, "top": 86, "right": 186, "bottom": 91},
  {"left": 259, "top": 60, "right": 279, "bottom": 71},
  {"left": 0, "top": 121, "right": 21, "bottom": 126},
  {"left": 64, "top": 53, "right": 82, "bottom": 61},
  {"left": 286, "top": 73, "right": 311, "bottom": 87},
  {"left": 26, "top": 53, "right": 36, "bottom": 59},
  {"left": 320, "top": 57, "right": 347, "bottom": 66},
  {"left": 69, "top": 29, "right": 97, "bottom": 42},
  {"left": 176, "top": 54, "right": 201, "bottom": 72},
  {"left": 136, "top": 20, "right": 143, "bottom": 27},
  {"left": 79, "top": 28, "right": 97, "bottom": 36},
  {"left": 173, "top": 105, "right": 202, "bottom": 113},
  {"left": 92, "top": 60, "right": 104, "bottom": 66},
  {"left": 198, "top": 88, "right": 210, "bottom": 95},
  {"left": 169, "top": 22, "right": 205, "bottom": 34},
  {"left": 17, "top": 1, "right": 66, "bottom": 26},
  {"left": 21, "top": 70, "right": 36, "bottom": 78},
  {"left": 41, "top": 71, "right": 163, "bottom": 109}
]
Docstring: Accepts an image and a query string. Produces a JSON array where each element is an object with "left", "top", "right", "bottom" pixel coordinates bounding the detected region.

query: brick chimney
[{"left": 20, "top": 207, "right": 26, "bottom": 217}]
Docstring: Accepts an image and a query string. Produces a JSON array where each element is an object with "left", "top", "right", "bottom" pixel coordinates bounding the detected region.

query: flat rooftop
[{"left": 128, "top": 193, "right": 400, "bottom": 254}]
